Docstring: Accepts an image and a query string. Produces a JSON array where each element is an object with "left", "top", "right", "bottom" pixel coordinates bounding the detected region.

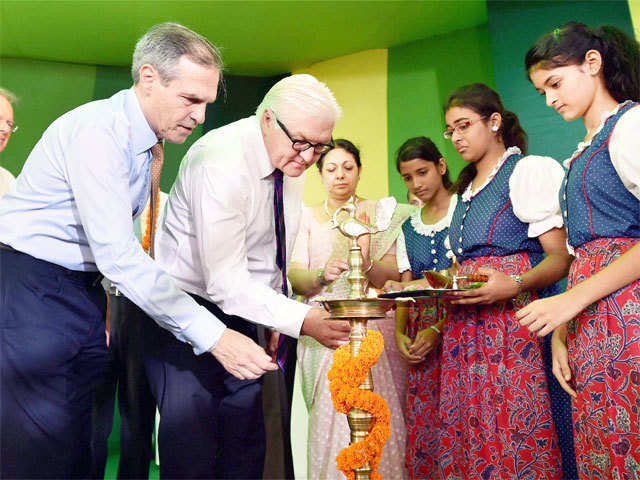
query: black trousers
[
  {"left": 142, "top": 294, "right": 266, "bottom": 479},
  {"left": 90, "top": 295, "right": 156, "bottom": 479}
]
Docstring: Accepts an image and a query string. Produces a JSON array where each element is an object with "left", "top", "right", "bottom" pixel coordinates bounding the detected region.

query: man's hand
[
  {"left": 210, "top": 328, "right": 278, "bottom": 380},
  {"left": 301, "top": 307, "right": 350, "bottom": 349}
]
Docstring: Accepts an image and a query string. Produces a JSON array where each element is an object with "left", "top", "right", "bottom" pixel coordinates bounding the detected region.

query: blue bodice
[
  {"left": 402, "top": 214, "right": 452, "bottom": 279},
  {"left": 560, "top": 102, "right": 640, "bottom": 248},
  {"left": 449, "top": 153, "right": 543, "bottom": 263}
]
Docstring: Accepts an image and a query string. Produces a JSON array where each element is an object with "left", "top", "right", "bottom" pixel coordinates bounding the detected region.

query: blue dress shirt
[{"left": 0, "top": 88, "right": 225, "bottom": 354}]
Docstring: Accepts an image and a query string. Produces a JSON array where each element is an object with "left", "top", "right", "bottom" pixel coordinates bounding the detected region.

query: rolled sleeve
[{"left": 509, "top": 155, "right": 565, "bottom": 238}]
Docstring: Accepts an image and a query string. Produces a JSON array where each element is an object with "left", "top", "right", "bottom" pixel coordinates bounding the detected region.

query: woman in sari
[{"left": 289, "top": 139, "right": 412, "bottom": 480}]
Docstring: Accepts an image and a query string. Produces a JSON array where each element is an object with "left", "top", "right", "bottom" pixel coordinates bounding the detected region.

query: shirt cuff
[
  {"left": 527, "top": 214, "right": 564, "bottom": 238},
  {"left": 272, "top": 296, "right": 311, "bottom": 338},
  {"left": 179, "top": 305, "right": 227, "bottom": 355}
]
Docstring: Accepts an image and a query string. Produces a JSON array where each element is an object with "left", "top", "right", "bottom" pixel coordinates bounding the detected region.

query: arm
[
  {"left": 192, "top": 159, "right": 349, "bottom": 349},
  {"left": 289, "top": 259, "right": 349, "bottom": 297},
  {"left": 518, "top": 243, "right": 640, "bottom": 335},
  {"left": 67, "top": 128, "right": 273, "bottom": 379},
  {"left": 518, "top": 110, "right": 640, "bottom": 335},
  {"left": 451, "top": 227, "right": 571, "bottom": 305}
]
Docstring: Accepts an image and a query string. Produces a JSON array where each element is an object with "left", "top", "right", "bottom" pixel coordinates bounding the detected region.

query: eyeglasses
[
  {"left": 443, "top": 116, "right": 486, "bottom": 140},
  {"left": 276, "top": 118, "right": 333, "bottom": 154},
  {"left": 0, "top": 120, "right": 18, "bottom": 133}
]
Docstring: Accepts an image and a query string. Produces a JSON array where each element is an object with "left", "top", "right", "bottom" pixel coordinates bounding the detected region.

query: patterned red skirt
[
  {"left": 405, "top": 299, "right": 442, "bottom": 479},
  {"left": 438, "top": 253, "right": 562, "bottom": 479},
  {"left": 567, "top": 237, "right": 640, "bottom": 479}
]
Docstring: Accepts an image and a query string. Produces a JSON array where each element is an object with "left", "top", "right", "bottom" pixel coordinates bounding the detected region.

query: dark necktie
[
  {"left": 273, "top": 169, "right": 290, "bottom": 371},
  {"left": 273, "top": 168, "right": 287, "bottom": 295},
  {"left": 148, "top": 142, "right": 164, "bottom": 259}
]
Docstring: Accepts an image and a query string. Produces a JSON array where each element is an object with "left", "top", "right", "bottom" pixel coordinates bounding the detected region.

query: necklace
[{"left": 324, "top": 196, "right": 358, "bottom": 219}]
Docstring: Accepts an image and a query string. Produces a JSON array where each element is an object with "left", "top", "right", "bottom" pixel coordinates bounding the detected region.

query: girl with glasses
[
  {"left": 520, "top": 22, "right": 640, "bottom": 479},
  {"left": 439, "top": 83, "right": 573, "bottom": 479}
]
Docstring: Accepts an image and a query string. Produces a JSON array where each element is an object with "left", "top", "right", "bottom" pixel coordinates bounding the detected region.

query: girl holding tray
[
  {"left": 385, "top": 136, "right": 457, "bottom": 479},
  {"left": 440, "top": 83, "right": 572, "bottom": 479},
  {"left": 519, "top": 22, "right": 640, "bottom": 479}
]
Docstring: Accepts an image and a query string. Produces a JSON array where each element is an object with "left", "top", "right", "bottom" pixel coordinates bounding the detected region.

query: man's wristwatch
[{"left": 510, "top": 274, "right": 523, "bottom": 294}]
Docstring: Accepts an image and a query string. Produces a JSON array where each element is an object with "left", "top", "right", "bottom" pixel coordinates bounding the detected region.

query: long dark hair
[
  {"left": 317, "top": 138, "right": 361, "bottom": 171},
  {"left": 525, "top": 21, "right": 639, "bottom": 103},
  {"left": 445, "top": 83, "right": 527, "bottom": 195},
  {"left": 395, "top": 136, "right": 452, "bottom": 190}
]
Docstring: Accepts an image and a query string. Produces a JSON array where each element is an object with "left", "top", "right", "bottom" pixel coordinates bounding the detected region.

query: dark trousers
[
  {"left": 142, "top": 294, "right": 266, "bottom": 479},
  {"left": 90, "top": 295, "right": 156, "bottom": 480},
  {"left": 0, "top": 248, "right": 107, "bottom": 479}
]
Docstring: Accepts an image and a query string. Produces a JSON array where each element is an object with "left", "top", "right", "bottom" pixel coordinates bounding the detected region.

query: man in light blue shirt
[{"left": 0, "top": 23, "right": 276, "bottom": 479}]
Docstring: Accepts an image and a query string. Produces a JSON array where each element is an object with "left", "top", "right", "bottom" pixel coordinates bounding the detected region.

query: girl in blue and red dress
[
  {"left": 439, "top": 83, "right": 573, "bottom": 479},
  {"left": 520, "top": 22, "right": 640, "bottom": 479},
  {"left": 387, "top": 137, "right": 457, "bottom": 479}
]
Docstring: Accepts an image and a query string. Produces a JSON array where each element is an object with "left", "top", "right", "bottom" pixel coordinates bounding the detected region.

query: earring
[{"left": 491, "top": 125, "right": 499, "bottom": 132}]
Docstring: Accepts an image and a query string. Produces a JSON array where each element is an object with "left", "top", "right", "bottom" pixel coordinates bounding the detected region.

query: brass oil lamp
[{"left": 321, "top": 201, "right": 395, "bottom": 480}]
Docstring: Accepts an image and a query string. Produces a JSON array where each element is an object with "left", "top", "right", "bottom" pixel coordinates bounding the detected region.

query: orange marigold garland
[{"left": 327, "top": 330, "right": 390, "bottom": 480}]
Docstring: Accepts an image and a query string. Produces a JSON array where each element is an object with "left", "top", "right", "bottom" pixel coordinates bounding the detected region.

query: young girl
[
  {"left": 389, "top": 137, "right": 456, "bottom": 479},
  {"left": 520, "top": 22, "right": 640, "bottom": 479},
  {"left": 439, "top": 83, "right": 572, "bottom": 479}
]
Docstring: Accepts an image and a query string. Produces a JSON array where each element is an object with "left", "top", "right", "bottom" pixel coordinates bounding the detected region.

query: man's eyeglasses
[
  {"left": 443, "top": 116, "right": 486, "bottom": 140},
  {"left": 277, "top": 119, "right": 333, "bottom": 154},
  {"left": 0, "top": 120, "right": 18, "bottom": 133}
]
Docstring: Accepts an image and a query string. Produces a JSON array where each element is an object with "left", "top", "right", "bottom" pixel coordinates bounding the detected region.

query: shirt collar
[
  {"left": 125, "top": 87, "right": 160, "bottom": 155},
  {"left": 248, "top": 115, "right": 278, "bottom": 179}
]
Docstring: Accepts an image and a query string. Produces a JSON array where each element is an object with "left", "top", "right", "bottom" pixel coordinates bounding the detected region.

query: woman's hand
[
  {"left": 516, "top": 290, "right": 583, "bottom": 336},
  {"left": 551, "top": 325, "right": 577, "bottom": 398},
  {"left": 395, "top": 329, "right": 423, "bottom": 365},
  {"left": 449, "top": 267, "right": 519, "bottom": 305},
  {"left": 383, "top": 280, "right": 403, "bottom": 292},
  {"left": 409, "top": 327, "right": 441, "bottom": 359},
  {"left": 322, "top": 258, "right": 349, "bottom": 283}
]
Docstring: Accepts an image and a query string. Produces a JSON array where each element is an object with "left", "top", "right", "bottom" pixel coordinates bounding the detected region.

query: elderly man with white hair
[
  {"left": 147, "top": 73, "right": 351, "bottom": 479},
  {"left": 0, "top": 87, "right": 17, "bottom": 197}
]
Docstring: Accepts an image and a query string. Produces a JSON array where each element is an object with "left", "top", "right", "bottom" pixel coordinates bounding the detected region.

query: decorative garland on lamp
[
  {"left": 141, "top": 192, "right": 161, "bottom": 253},
  {"left": 328, "top": 330, "right": 390, "bottom": 480}
]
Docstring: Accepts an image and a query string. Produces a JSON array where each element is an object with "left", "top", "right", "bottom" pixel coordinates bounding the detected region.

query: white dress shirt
[
  {"left": 0, "top": 165, "right": 15, "bottom": 198},
  {"left": 0, "top": 88, "right": 225, "bottom": 355},
  {"left": 156, "top": 116, "right": 311, "bottom": 338}
]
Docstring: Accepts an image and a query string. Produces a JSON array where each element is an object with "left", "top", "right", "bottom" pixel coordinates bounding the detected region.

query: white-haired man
[
  {"left": 0, "top": 87, "right": 17, "bottom": 197},
  {"left": 0, "top": 23, "right": 276, "bottom": 479},
  {"left": 146, "top": 74, "right": 351, "bottom": 478}
]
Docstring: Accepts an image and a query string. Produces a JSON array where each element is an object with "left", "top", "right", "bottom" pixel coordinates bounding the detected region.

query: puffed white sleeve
[
  {"left": 395, "top": 230, "right": 411, "bottom": 273},
  {"left": 509, "top": 155, "right": 565, "bottom": 238},
  {"left": 609, "top": 105, "right": 640, "bottom": 201}
]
